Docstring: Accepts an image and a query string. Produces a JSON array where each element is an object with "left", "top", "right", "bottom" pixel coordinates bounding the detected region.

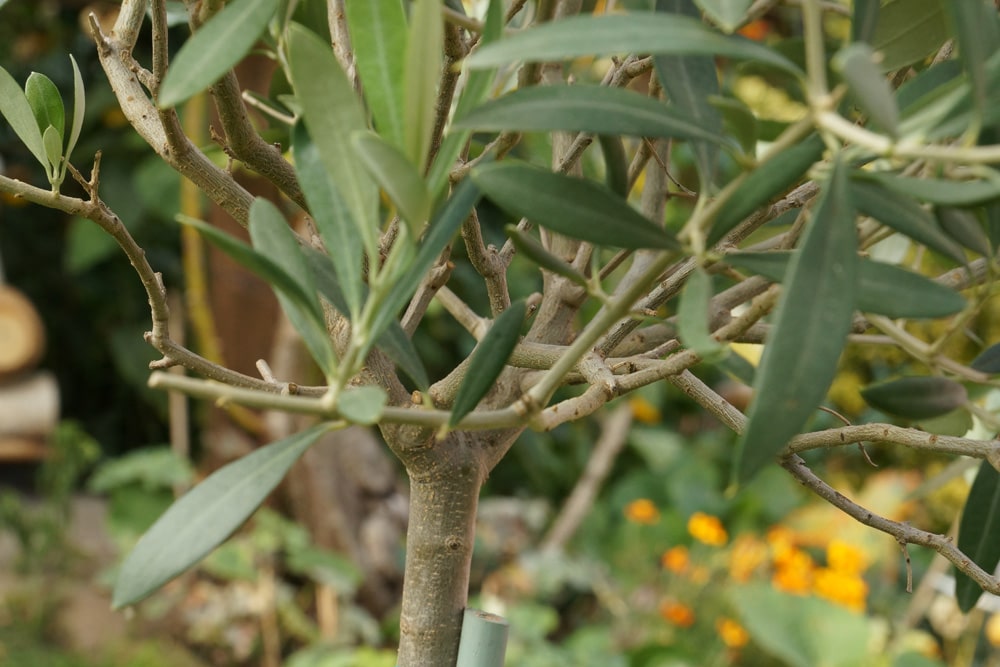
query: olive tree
[{"left": 4, "top": 0, "right": 1000, "bottom": 664}]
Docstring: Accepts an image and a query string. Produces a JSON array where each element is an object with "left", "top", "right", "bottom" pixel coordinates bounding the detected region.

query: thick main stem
[{"left": 396, "top": 436, "right": 485, "bottom": 667}]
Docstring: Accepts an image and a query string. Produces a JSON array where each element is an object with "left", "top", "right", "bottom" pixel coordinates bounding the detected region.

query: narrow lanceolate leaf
[
  {"left": 833, "top": 43, "right": 899, "bottom": 137},
  {"left": 856, "top": 170, "right": 1000, "bottom": 207},
  {"left": 180, "top": 215, "right": 336, "bottom": 374},
  {"left": 42, "top": 125, "right": 62, "bottom": 177},
  {"left": 871, "top": 0, "right": 949, "bottom": 71},
  {"left": 694, "top": 0, "right": 753, "bottom": 34},
  {"left": 292, "top": 124, "right": 363, "bottom": 317},
  {"left": 678, "top": 267, "right": 726, "bottom": 360},
  {"left": 286, "top": 23, "right": 378, "bottom": 254},
  {"left": 971, "top": 342, "right": 1000, "bottom": 374},
  {"left": 369, "top": 178, "right": 482, "bottom": 355},
  {"left": 344, "top": 0, "right": 407, "bottom": 150},
  {"left": 655, "top": 0, "right": 723, "bottom": 186},
  {"left": 403, "top": 0, "right": 442, "bottom": 168},
  {"left": 708, "top": 134, "right": 825, "bottom": 246},
  {"left": 851, "top": 178, "right": 966, "bottom": 264},
  {"left": 456, "top": 85, "right": 728, "bottom": 147},
  {"left": 598, "top": 134, "right": 629, "bottom": 198},
  {"left": 65, "top": 55, "right": 85, "bottom": 167},
  {"left": 248, "top": 198, "right": 338, "bottom": 378},
  {"left": 0, "top": 66, "right": 47, "bottom": 170},
  {"left": 505, "top": 225, "right": 588, "bottom": 286},
  {"left": 851, "top": 0, "right": 880, "bottom": 44},
  {"left": 860, "top": 376, "right": 968, "bottom": 420},
  {"left": 158, "top": 0, "right": 279, "bottom": 108},
  {"left": 957, "top": 461, "right": 1000, "bottom": 612},
  {"left": 427, "top": 0, "right": 503, "bottom": 199},
  {"left": 735, "top": 158, "right": 857, "bottom": 485},
  {"left": 726, "top": 252, "right": 966, "bottom": 319},
  {"left": 946, "top": 0, "right": 1000, "bottom": 123},
  {"left": 25, "top": 72, "right": 64, "bottom": 140},
  {"left": 936, "top": 207, "right": 992, "bottom": 257},
  {"left": 352, "top": 131, "right": 431, "bottom": 236},
  {"left": 337, "top": 385, "right": 388, "bottom": 425},
  {"left": 303, "top": 246, "right": 429, "bottom": 389},
  {"left": 472, "top": 161, "right": 679, "bottom": 250},
  {"left": 449, "top": 300, "right": 527, "bottom": 427},
  {"left": 112, "top": 424, "right": 333, "bottom": 608},
  {"left": 466, "top": 13, "right": 801, "bottom": 75}
]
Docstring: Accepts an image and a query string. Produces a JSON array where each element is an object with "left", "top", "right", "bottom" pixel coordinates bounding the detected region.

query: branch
[{"left": 782, "top": 455, "right": 1000, "bottom": 598}]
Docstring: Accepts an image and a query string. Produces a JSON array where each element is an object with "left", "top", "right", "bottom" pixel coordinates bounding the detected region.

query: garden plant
[{"left": 3, "top": 0, "right": 1000, "bottom": 664}]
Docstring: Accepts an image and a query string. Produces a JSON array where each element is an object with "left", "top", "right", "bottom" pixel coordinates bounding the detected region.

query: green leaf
[
  {"left": 465, "top": 13, "right": 801, "bottom": 75},
  {"left": 426, "top": 0, "right": 503, "bottom": 199},
  {"left": 337, "top": 385, "right": 388, "bottom": 425},
  {"left": 352, "top": 130, "right": 431, "bottom": 236},
  {"left": 292, "top": 124, "right": 364, "bottom": 317},
  {"left": 369, "top": 178, "right": 481, "bottom": 354},
  {"left": 472, "top": 161, "right": 679, "bottom": 250},
  {"left": 678, "top": 267, "right": 726, "bottom": 360},
  {"left": 946, "top": 0, "right": 1000, "bottom": 123},
  {"left": 179, "top": 215, "right": 336, "bottom": 375},
  {"left": 505, "top": 225, "right": 588, "bottom": 287},
  {"left": 403, "top": 0, "right": 442, "bottom": 168},
  {"left": 65, "top": 55, "right": 85, "bottom": 168},
  {"left": 833, "top": 43, "right": 899, "bottom": 137},
  {"left": 734, "top": 158, "right": 857, "bottom": 485},
  {"left": 971, "top": 342, "right": 1000, "bottom": 374},
  {"left": 597, "top": 134, "right": 629, "bottom": 198},
  {"left": 707, "top": 134, "right": 825, "bottom": 246},
  {"left": 858, "top": 171, "right": 1000, "bottom": 207},
  {"left": 344, "top": 0, "right": 407, "bottom": 150},
  {"left": 861, "top": 376, "right": 968, "bottom": 420},
  {"left": 158, "top": 0, "right": 279, "bottom": 108},
  {"left": 936, "top": 206, "right": 992, "bottom": 257},
  {"left": 695, "top": 0, "right": 753, "bottom": 33},
  {"left": 248, "top": 198, "right": 338, "bottom": 378},
  {"left": 711, "top": 95, "right": 757, "bottom": 154},
  {"left": 449, "top": 300, "right": 526, "bottom": 427},
  {"left": 303, "top": 245, "right": 429, "bottom": 389},
  {"left": 112, "top": 424, "right": 332, "bottom": 608},
  {"left": 851, "top": 178, "right": 967, "bottom": 263},
  {"left": 731, "top": 584, "right": 871, "bottom": 667},
  {"left": 0, "top": 66, "right": 47, "bottom": 170},
  {"left": 25, "top": 72, "right": 64, "bottom": 140},
  {"left": 286, "top": 23, "right": 377, "bottom": 254},
  {"left": 872, "top": 0, "right": 949, "bottom": 72},
  {"left": 726, "top": 252, "right": 967, "bottom": 319},
  {"left": 42, "top": 124, "right": 62, "bottom": 179},
  {"left": 956, "top": 460, "right": 1000, "bottom": 612},
  {"left": 851, "top": 0, "right": 880, "bottom": 44}
]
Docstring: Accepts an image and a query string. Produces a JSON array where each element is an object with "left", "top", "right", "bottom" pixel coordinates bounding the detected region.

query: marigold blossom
[
  {"left": 716, "top": 617, "right": 750, "bottom": 649},
  {"left": 659, "top": 600, "right": 696, "bottom": 627},
  {"left": 624, "top": 498, "right": 660, "bottom": 525},
  {"left": 661, "top": 545, "right": 690, "bottom": 574},
  {"left": 688, "top": 512, "right": 728, "bottom": 546}
]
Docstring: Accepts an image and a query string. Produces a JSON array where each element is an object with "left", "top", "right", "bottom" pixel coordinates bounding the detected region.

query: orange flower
[
  {"left": 716, "top": 617, "right": 750, "bottom": 649},
  {"left": 659, "top": 600, "right": 695, "bottom": 627},
  {"left": 813, "top": 567, "right": 868, "bottom": 612},
  {"left": 629, "top": 396, "right": 662, "bottom": 424},
  {"left": 826, "top": 539, "right": 867, "bottom": 575},
  {"left": 661, "top": 546, "right": 690, "bottom": 574},
  {"left": 688, "top": 512, "right": 728, "bottom": 546},
  {"left": 737, "top": 19, "right": 771, "bottom": 41},
  {"left": 624, "top": 498, "right": 660, "bottom": 525}
]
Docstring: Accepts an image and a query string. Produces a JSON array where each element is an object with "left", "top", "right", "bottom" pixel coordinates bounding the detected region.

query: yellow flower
[
  {"left": 813, "top": 567, "right": 868, "bottom": 612},
  {"left": 986, "top": 614, "right": 1000, "bottom": 648},
  {"left": 659, "top": 600, "right": 695, "bottom": 627},
  {"left": 624, "top": 498, "right": 660, "bottom": 525},
  {"left": 716, "top": 617, "right": 750, "bottom": 649},
  {"left": 772, "top": 548, "right": 815, "bottom": 595},
  {"left": 729, "top": 534, "right": 769, "bottom": 583},
  {"left": 826, "top": 539, "right": 868, "bottom": 575},
  {"left": 629, "top": 396, "right": 661, "bottom": 424},
  {"left": 661, "top": 546, "right": 690, "bottom": 574},
  {"left": 688, "top": 512, "right": 728, "bottom": 546}
]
